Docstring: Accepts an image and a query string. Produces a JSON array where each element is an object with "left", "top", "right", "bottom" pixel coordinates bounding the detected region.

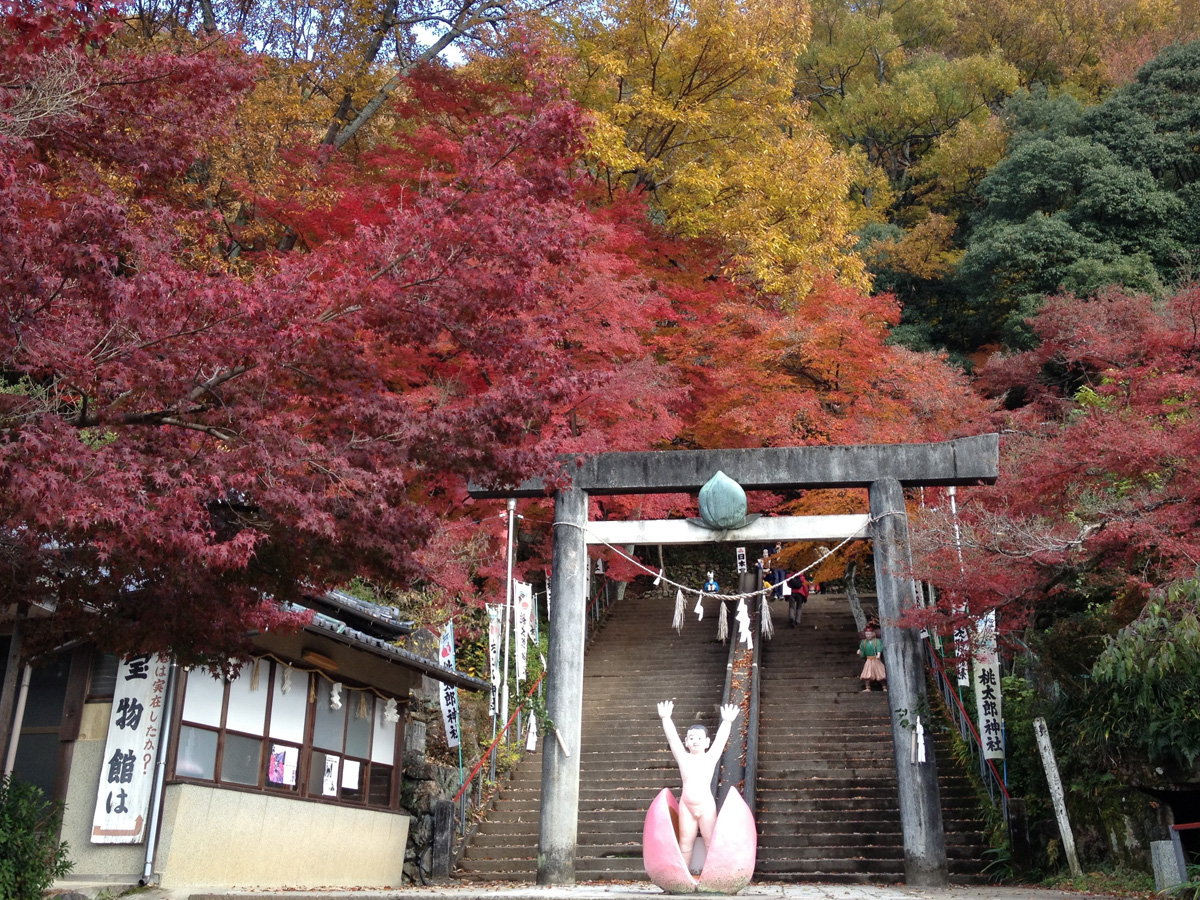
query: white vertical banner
[
  {"left": 955, "top": 625, "right": 972, "bottom": 686},
  {"left": 514, "top": 581, "right": 532, "bottom": 681},
  {"left": 91, "top": 654, "right": 168, "bottom": 843},
  {"left": 487, "top": 603, "right": 503, "bottom": 718},
  {"left": 437, "top": 622, "right": 461, "bottom": 748},
  {"left": 948, "top": 488, "right": 972, "bottom": 686},
  {"left": 972, "top": 611, "right": 1005, "bottom": 760}
]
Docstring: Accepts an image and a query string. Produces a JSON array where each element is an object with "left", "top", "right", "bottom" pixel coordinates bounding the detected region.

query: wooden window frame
[{"left": 168, "top": 660, "right": 405, "bottom": 812}]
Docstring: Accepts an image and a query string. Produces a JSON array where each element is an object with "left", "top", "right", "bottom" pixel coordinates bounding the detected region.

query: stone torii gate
[{"left": 469, "top": 434, "right": 999, "bottom": 888}]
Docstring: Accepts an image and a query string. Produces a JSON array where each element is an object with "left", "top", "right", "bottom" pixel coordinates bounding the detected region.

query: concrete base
[
  {"left": 1152, "top": 839, "right": 1188, "bottom": 892},
  {"left": 155, "top": 783, "right": 409, "bottom": 888}
]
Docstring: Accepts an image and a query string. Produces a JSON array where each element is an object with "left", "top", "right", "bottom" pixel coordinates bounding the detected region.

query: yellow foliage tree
[
  {"left": 946, "top": 0, "right": 1183, "bottom": 92},
  {"left": 907, "top": 113, "right": 1009, "bottom": 214},
  {"left": 559, "top": 0, "right": 870, "bottom": 299},
  {"left": 798, "top": 0, "right": 1020, "bottom": 189},
  {"left": 863, "top": 213, "right": 960, "bottom": 280}
]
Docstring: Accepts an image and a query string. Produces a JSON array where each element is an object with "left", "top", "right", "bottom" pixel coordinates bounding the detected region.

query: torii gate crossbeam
[{"left": 468, "top": 435, "right": 999, "bottom": 889}]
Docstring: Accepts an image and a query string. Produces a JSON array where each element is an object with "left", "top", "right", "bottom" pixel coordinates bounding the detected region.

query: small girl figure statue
[{"left": 857, "top": 626, "right": 887, "bottom": 692}]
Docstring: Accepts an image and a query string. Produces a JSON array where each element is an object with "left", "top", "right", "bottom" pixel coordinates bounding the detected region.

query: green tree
[
  {"left": 1070, "top": 580, "right": 1200, "bottom": 770},
  {"left": 952, "top": 45, "right": 1200, "bottom": 346}
]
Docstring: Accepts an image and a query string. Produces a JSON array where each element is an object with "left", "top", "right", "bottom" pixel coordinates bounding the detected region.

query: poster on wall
[
  {"left": 91, "top": 654, "right": 168, "bottom": 844},
  {"left": 322, "top": 755, "right": 340, "bottom": 796},
  {"left": 268, "top": 745, "right": 298, "bottom": 786}
]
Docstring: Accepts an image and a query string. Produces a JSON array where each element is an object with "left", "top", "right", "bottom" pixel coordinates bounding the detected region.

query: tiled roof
[{"left": 301, "top": 599, "right": 487, "bottom": 693}]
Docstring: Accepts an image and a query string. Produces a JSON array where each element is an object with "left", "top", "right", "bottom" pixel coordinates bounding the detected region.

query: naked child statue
[{"left": 657, "top": 700, "right": 740, "bottom": 872}]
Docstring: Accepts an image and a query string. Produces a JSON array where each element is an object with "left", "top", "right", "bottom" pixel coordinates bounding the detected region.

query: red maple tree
[
  {"left": 0, "top": 10, "right": 688, "bottom": 658},
  {"left": 912, "top": 285, "right": 1200, "bottom": 632}
]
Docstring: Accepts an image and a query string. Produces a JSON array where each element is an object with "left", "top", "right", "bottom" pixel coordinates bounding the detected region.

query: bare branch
[
  {"left": 188, "top": 365, "right": 253, "bottom": 403},
  {"left": 0, "top": 51, "right": 95, "bottom": 139}
]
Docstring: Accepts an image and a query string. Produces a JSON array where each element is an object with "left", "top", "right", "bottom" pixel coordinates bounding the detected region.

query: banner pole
[{"left": 500, "top": 498, "right": 516, "bottom": 730}]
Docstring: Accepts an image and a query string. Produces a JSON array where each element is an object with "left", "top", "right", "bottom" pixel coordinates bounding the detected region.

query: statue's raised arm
[
  {"left": 709, "top": 703, "right": 739, "bottom": 759},
  {"left": 657, "top": 699, "right": 686, "bottom": 766}
]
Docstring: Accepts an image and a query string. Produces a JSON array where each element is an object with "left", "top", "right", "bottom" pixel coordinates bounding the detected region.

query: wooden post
[
  {"left": 0, "top": 615, "right": 25, "bottom": 768},
  {"left": 1033, "top": 716, "right": 1083, "bottom": 877},
  {"left": 432, "top": 799, "right": 454, "bottom": 877}
]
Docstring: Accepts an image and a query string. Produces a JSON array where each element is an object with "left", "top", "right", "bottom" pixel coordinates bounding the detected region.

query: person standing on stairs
[
  {"left": 656, "top": 700, "right": 740, "bottom": 873},
  {"left": 769, "top": 544, "right": 786, "bottom": 600},
  {"left": 786, "top": 571, "right": 809, "bottom": 627},
  {"left": 857, "top": 625, "right": 887, "bottom": 691}
]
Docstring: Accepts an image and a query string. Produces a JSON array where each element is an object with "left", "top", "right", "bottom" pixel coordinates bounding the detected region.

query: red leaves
[
  {"left": 0, "top": 22, "right": 692, "bottom": 659},
  {"left": 914, "top": 286, "right": 1200, "bottom": 634},
  {"left": 666, "top": 276, "right": 989, "bottom": 450}
]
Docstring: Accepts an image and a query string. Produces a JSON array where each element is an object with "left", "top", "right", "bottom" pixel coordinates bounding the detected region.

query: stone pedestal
[{"left": 1152, "top": 839, "right": 1187, "bottom": 891}]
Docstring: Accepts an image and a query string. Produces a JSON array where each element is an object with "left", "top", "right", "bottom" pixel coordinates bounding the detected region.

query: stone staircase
[
  {"left": 456, "top": 583, "right": 730, "bottom": 881},
  {"left": 755, "top": 591, "right": 990, "bottom": 883},
  {"left": 456, "top": 586, "right": 992, "bottom": 884}
]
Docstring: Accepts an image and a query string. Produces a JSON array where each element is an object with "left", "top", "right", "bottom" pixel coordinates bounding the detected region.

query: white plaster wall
[
  {"left": 58, "top": 702, "right": 146, "bottom": 882},
  {"left": 155, "top": 783, "right": 410, "bottom": 888}
]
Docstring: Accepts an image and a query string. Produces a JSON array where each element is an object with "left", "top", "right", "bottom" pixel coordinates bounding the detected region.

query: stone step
[
  {"left": 751, "top": 593, "right": 990, "bottom": 882},
  {"left": 458, "top": 860, "right": 649, "bottom": 878},
  {"left": 459, "top": 584, "right": 730, "bottom": 883},
  {"left": 460, "top": 587, "right": 991, "bottom": 884},
  {"left": 756, "top": 857, "right": 905, "bottom": 875},
  {"left": 758, "top": 832, "right": 904, "bottom": 846}
]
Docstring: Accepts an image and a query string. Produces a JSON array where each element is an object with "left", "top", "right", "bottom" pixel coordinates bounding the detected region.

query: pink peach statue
[{"left": 643, "top": 700, "right": 757, "bottom": 893}]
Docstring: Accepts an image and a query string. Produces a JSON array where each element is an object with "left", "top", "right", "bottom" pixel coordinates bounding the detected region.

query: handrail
[
  {"left": 744, "top": 597, "right": 762, "bottom": 817},
  {"left": 449, "top": 571, "right": 625, "bottom": 859},
  {"left": 453, "top": 671, "right": 546, "bottom": 805},
  {"left": 924, "top": 642, "right": 1011, "bottom": 800},
  {"left": 714, "top": 603, "right": 740, "bottom": 802},
  {"left": 924, "top": 638, "right": 1011, "bottom": 833},
  {"left": 457, "top": 578, "right": 607, "bottom": 807},
  {"left": 585, "top": 577, "right": 609, "bottom": 617}
]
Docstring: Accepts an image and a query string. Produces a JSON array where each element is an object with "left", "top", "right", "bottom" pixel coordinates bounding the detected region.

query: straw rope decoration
[
  {"left": 552, "top": 516, "right": 884, "bottom": 601},
  {"left": 550, "top": 511, "right": 908, "bottom": 636}
]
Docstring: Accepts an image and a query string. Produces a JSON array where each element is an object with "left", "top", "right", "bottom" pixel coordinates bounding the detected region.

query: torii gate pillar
[
  {"left": 471, "top": 435, "right": 998, "bottom": 888},
  {"left": 871, "top": 476, "right": 948, "bottom": 886},
  {"left": 539, "top": 488, "right": 588, "bottom": 885}
]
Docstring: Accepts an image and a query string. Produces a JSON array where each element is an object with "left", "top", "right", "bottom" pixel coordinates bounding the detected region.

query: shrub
[
  {"left": 1078, "top": 579, "right": 1200, "bottom": 770},
  {"left": 1164, "top": 864, "right": 1200, "bottom": 900},
  {"left": 0, "top": 774, "right": 72, "bottom": 900}
]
